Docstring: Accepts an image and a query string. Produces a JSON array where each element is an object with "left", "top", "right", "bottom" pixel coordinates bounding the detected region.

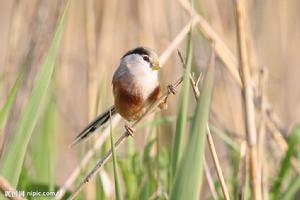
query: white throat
[{"left": 117, "top": 54, "right": 159, "bottom": 99}]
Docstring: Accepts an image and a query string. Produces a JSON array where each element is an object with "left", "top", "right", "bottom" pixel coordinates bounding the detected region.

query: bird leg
[
  {"left": 158, "top": 101, "right": 168, "bottom": 110},
  {"left": 125, "top": 124, "right": 135, "bottom": 137}
]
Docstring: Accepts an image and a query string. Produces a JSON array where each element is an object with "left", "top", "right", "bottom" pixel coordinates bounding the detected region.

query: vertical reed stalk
[
  {"left": 258, "top": 68, "right": 269, "bottom": 200},
  {"left": 233, "top": 1, "right": 261, "bottom": 199}
]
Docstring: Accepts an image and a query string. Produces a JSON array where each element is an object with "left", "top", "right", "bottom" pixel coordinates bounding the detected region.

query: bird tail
[{"left": 69, "top": 106, "right": 116, "bottom": 148}]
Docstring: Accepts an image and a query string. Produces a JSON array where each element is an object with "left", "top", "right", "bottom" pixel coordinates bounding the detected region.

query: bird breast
[{"left": 112, "top": 70, "right": 161, "bottom": 121}]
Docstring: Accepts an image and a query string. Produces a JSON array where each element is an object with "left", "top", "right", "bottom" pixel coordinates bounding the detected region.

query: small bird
[{"left": 70, "top": 47, "right": 164, "bottom": 147}]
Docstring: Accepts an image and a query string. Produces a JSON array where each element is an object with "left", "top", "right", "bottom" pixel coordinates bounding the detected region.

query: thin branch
[
  {"left": 206, "top": 125, "right": 231, "bottom": 200},
  {"left": 159, "top": 16, "right": 199, "bottom": 65},
  {"left": 177, "top": 50, "right": 201, "bottom": 98},
  {"left": 55, "top": 116, "right": 121, "bottom": 199},
  {"left": 204, "top": 160, "right": 218, "bottom": 200},
  {"left": 67, "top": 77, "right": 183, "bottom": 200}
]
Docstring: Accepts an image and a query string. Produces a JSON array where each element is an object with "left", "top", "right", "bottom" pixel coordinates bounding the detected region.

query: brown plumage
[
  {"left": 70, "top": 47, "right": 162, "bottom": 147},
  {"left": 113, "top": 79, "right": 162, "bottom": 121}
]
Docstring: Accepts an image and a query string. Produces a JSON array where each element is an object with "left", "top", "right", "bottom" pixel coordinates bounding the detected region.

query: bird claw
[
  {"left": 125, "top": 124, "right": 135, "bottom": 137},
  {"left": 159, "top": 101, "right": 168, "bottom": 110},
  {"left": 167, "top": 84, "right": 176, "bottom": 95}
]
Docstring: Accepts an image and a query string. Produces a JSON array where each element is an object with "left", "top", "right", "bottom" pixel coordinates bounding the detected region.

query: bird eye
[{"left": 142, "top": 55, "right": 150, "bottom": 62}]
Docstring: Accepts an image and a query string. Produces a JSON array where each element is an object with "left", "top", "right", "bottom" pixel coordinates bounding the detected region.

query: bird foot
[
  {"left": 125, "top": 124, "right": 135, "bottom": 137},
  {"left": 158, "top": 101, "right": 168, "bottom": 110},
  {"left": 167, "top": 84, "right": 176, "bottom": 95}
]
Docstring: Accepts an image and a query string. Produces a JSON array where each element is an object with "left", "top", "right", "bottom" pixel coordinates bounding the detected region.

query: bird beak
[{"left": 151, "top": 60, "right": 162, "bottom": 70}]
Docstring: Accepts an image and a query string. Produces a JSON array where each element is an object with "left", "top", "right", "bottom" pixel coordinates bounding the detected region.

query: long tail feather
[{"left": 69, "top": 106, "right": 116, "bottom": 148}]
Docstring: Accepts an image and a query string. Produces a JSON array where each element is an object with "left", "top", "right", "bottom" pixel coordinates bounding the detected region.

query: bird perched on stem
[{"left": 70, "top": 46, "right": 172, "bottom": 147}]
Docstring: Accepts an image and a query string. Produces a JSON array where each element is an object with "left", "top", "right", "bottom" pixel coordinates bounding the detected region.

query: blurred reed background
[{"left": 0, "top": 0, "right": 300, "bottom": 199}]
